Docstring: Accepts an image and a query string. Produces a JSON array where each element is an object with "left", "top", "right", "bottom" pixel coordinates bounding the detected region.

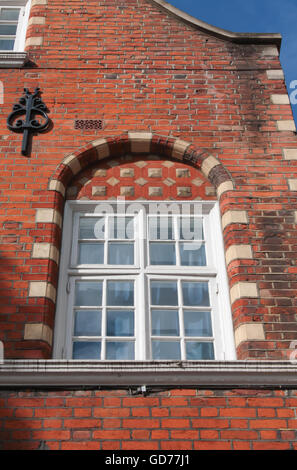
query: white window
[
  {"left": 0, "top": 1, "right": 30, "bottom": 51},
  {"left": 53, "top": 201, "right": 236, "bottom": 361}
]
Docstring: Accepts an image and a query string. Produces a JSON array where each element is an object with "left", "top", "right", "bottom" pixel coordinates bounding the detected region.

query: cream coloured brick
[
  {"left": 289, "top": 179, "right": 297, "bottom": 191},
  {"left": 148, "top": 168, "right": 162, "bottom": 178},
  {"left": 63, "top": 154, "right": 81, "bottom": 174},
  {"left": 277, "top": 120, "right": 296, "bottom": 132},
  {"left": 201, "top": 156, "right": 220, "bottom": 177},
  {"left": 28, "top": 282, "right": 56, "bottom": 302},
  {"left": 271, "top": 94, "right": 290, "bottom": 105},
  {"left": 283, "top": 149, "right": 297, "bottom": 160},
  {"left": 48, "top": 179, "right": 65, "bottom": 197},
  {"left": 221, "top": 211, "right": 248, "bottom": 230},
  {"left": 92, "top": 186, "right": 106, "bottom": 196},
  {"left": 266, "top": 70, "right": 284, "bottom": 80},
  {"left": 217, "top": 180, "right": 234, "bottom": 198},
  {"left": 28, "top": 17, "right": 46, "bottom": 26},
  {"left": 120, "top": 168, "right": 135, "bottom": 178},
  {"left": 235, "top": 323, "right": 265, "bottom": 347},
  {"left": 92, "top": 138, "right": 110, "bottom": 160},
  {"left": 225, "top": 245, "right": 253, "bottom": 265},
  {"left": 172, "top": 139, "right": 190, "bottom": 160},
  {"left": 36, "top": 209, "right": 62, "bottom": 228},
  {"left": 262, "top": 46, "right": 279, "bottom": 56},
  {"left": 295, "top": 212, "right": 297, "bottom": 224},
  {"left": 24, "top": 323, "right": 53, "bottom": 346},
  {"left": 120, "top": 186, "right": 134, "bottom": 196},
  {"left": 32, "top": 243, "right": 59, "bottom": 264},
  {"left": 128, "top": 132, "right": 152, "bottom": 153},
  {"left": 230, "top": 282, "right": 258, "bottom": 304},
  {"left": 25, "top": 37, "right": 43, "bottom": 47},
  {"left": 31, "top": 0, "right": 47, "bottom": 5}
]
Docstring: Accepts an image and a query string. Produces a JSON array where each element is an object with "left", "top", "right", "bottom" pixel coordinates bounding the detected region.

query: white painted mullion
[{"left": 101, "top": 278, "right": 107, "bottom": 360}]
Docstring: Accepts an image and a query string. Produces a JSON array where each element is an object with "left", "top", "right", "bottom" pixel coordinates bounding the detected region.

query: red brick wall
[
  {"left": 1, "top": 0, "right": 296, "bottom": 360},
  {"left": 0, "top": 388, "right": 296, "bottom": 450},
  {"left": 1, "top": 0, "right": 297, "bottom": 450}
]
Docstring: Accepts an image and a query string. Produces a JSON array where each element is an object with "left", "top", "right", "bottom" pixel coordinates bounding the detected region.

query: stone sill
[
  {"left": 0, "top": 360, "right": 297, "bottom": 389},
  {"left": 0, "top": 52, "right": 29, "bottom": 68}
]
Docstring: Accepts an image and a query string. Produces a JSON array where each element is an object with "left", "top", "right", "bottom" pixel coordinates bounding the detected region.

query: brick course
[{"left": 0, "top": 389, "right": 296, "bottom": 450}]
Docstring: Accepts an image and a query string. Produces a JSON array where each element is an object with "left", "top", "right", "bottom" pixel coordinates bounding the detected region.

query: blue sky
[{"left": 168, "top": 0, "right": 297, "bottom": 123}]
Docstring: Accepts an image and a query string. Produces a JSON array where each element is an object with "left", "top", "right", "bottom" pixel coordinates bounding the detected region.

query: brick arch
[
  {"left": 27, "top": 132, "right": 254, "bottom": 360},
  {"left": 48, "top": 132, "right": 235, "bottom": 198}
]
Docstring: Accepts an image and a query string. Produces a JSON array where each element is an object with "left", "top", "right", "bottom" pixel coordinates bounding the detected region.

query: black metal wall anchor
[{"left": 7, "top": 87, "right": 50, "bottom": 156}]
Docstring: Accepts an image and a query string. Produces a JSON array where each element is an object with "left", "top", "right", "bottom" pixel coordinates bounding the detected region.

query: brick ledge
[
  {"left": 0, "top": 52, "right": 28, "bottom": 68},
  {"left": 0, "top": 360, "right": 296, "bottom": 388}
]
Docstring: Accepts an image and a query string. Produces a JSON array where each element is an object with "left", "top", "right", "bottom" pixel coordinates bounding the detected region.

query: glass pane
[
  {"left": 108, "top": 242, "right": 134, "bottom": 265},
  {"left": 186, "top": 342, "right": 214, "bottom": 360},
  {"left": 151, "top": 309, "right": 179, "bottom": 336},
  {"left": 78, "top": 242, "right": 104, "bottom": 264},
  {"left": 152, "top": 341, "right": 181, "bottom": 360},
  {"left": 0, "top": 8, "right": 20, "bottom": 20},
  {"left": 79, "top": 217, "right": 105, "bottom": 239},
  {"left": 179, "top": 217, "right": 204, "bottom": 240},
  {"left": 149, "top": 217, "right": 174, "bottom": 240},
  {"left": 184, "top": 310, "right": 212, "bottom": 337},
  {"left": 107, "top": 309, "right": 134, "bottom": 337},
  {"left": 74, "top": 310, "right": 101, "bottom": 336},
  {"left": 182, "top": 282, "right": 210, "bottom": 306},
  {"left": 0, "top": 38, "right": 14, "bottom": 50},
  {"left": 73, "top": 341, "right": 101, "bottom": 359},
  {"left": 75, "top": 281, "right": 102, "bottom": 306},
  {"left": 107, "top": 281, "right": 134, "bottom": 306},
  {"left": 180, "top": 243, "right": 206, "bottom": 266},
  {"left": 106, "top": 341, "right": 134, "bottom": 360},
  {"left": 0, "top": 24, "right": 17, "bottom": 34},
  {"left": 109, "top": 217, "right": 134, "bottom": 239},
  {"left": 151, "top": 281, "right": 178, "bottom": 306},
  {"left": 150, "top": 243, "right": 176, "bottom": 265}
]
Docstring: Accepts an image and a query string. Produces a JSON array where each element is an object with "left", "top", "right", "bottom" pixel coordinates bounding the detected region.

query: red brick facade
[{"left": 0, "top": 0, "right": 297, "bottom": 450}]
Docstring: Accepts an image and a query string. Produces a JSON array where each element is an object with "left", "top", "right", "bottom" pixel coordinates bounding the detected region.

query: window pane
[
  {"left": 0, "top": 24, "right": 17, "bottom": 35},
  {"left": 182, "top": 282, "right": 210, "bottom": 306},
  {"left": 184, "top": 310, "right": 212, "bottom": 337},
  {"left": 78, "top": 242, "right": 104, "bottom": 264},
  {"left": 107, "top": 310, "right": 134, "bottom": 337},
  {"left": 107, "top": 281, "right": 134, "bottom": 306},
  {"left": 109, "top": 217, "right": 134, "bottom": 239},
  {"left": 79, "top": 217, "right": 105, "bottom": 239},
  {"left": 0, "top": 38, "right": 14, "bottom": 50},
  {"left": 0, "top": 8, "right": 20, "bottom": 20},
  {"left": 186, "top": 341, "right": 214, "bottom": 360},
  {"left": 108, "top": 242, "right": 134, "bottom": 265},
  {"left": 151, "top": 309, "right": 179, "bottom": 336},
  {"left": 179, "top": 217, "right": 204, "bottom": 240},
  {"left": 75, "top": 281, "right": 103, "bottom": 306},
  {"left": 151, "top": 281, "right": 178, "bottom": 306},
  {"left": 180, "top": 243, "right": 206, "bottom": 266},
  {"left": 106, "top": 341, "right": 134, "bottom": 360},
  {"left": 74, "top": 310, "right": 101, "bottom": 336},
  {"left": 73, "top": 341, "right": 101, "bottom": 359},
  {"left": 152, "top": 341, "right": 181, "bottom": 360},
  {"left": 150, "top": 243, "right": 176, "bottom": 265},
  {"left": 149, "top": 217, "right": 174, "bottom": 240}
]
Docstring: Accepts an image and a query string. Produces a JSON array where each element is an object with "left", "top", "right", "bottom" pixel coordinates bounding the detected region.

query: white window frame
[
  {"left": 53, "top": 200, "right": 236, "bottom": 361},
  {"left": 0, "top": 0, "right": 30, "bottom": 52}
]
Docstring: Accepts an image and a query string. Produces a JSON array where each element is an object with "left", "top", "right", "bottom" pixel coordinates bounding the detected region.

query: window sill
[
  {"left": 0, "top": 51, "right": 28, "bottom": 68},
  {"left": 0, "top": 360, "right": 296, "bottom": 389}
]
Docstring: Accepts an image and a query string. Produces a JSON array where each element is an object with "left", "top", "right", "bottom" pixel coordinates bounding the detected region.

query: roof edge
[{"left": 149, "top": 0, "right": 282, "bottom": 48}]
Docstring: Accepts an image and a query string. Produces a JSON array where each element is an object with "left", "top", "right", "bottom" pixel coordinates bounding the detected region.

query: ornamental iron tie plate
[{"left": 7, "top": 87, "right": 50, "bottom": 156}]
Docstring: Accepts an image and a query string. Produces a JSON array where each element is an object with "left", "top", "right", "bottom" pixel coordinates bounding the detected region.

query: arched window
[{"left": 53, "top": 199, "right": 235, "bottom": 361}]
